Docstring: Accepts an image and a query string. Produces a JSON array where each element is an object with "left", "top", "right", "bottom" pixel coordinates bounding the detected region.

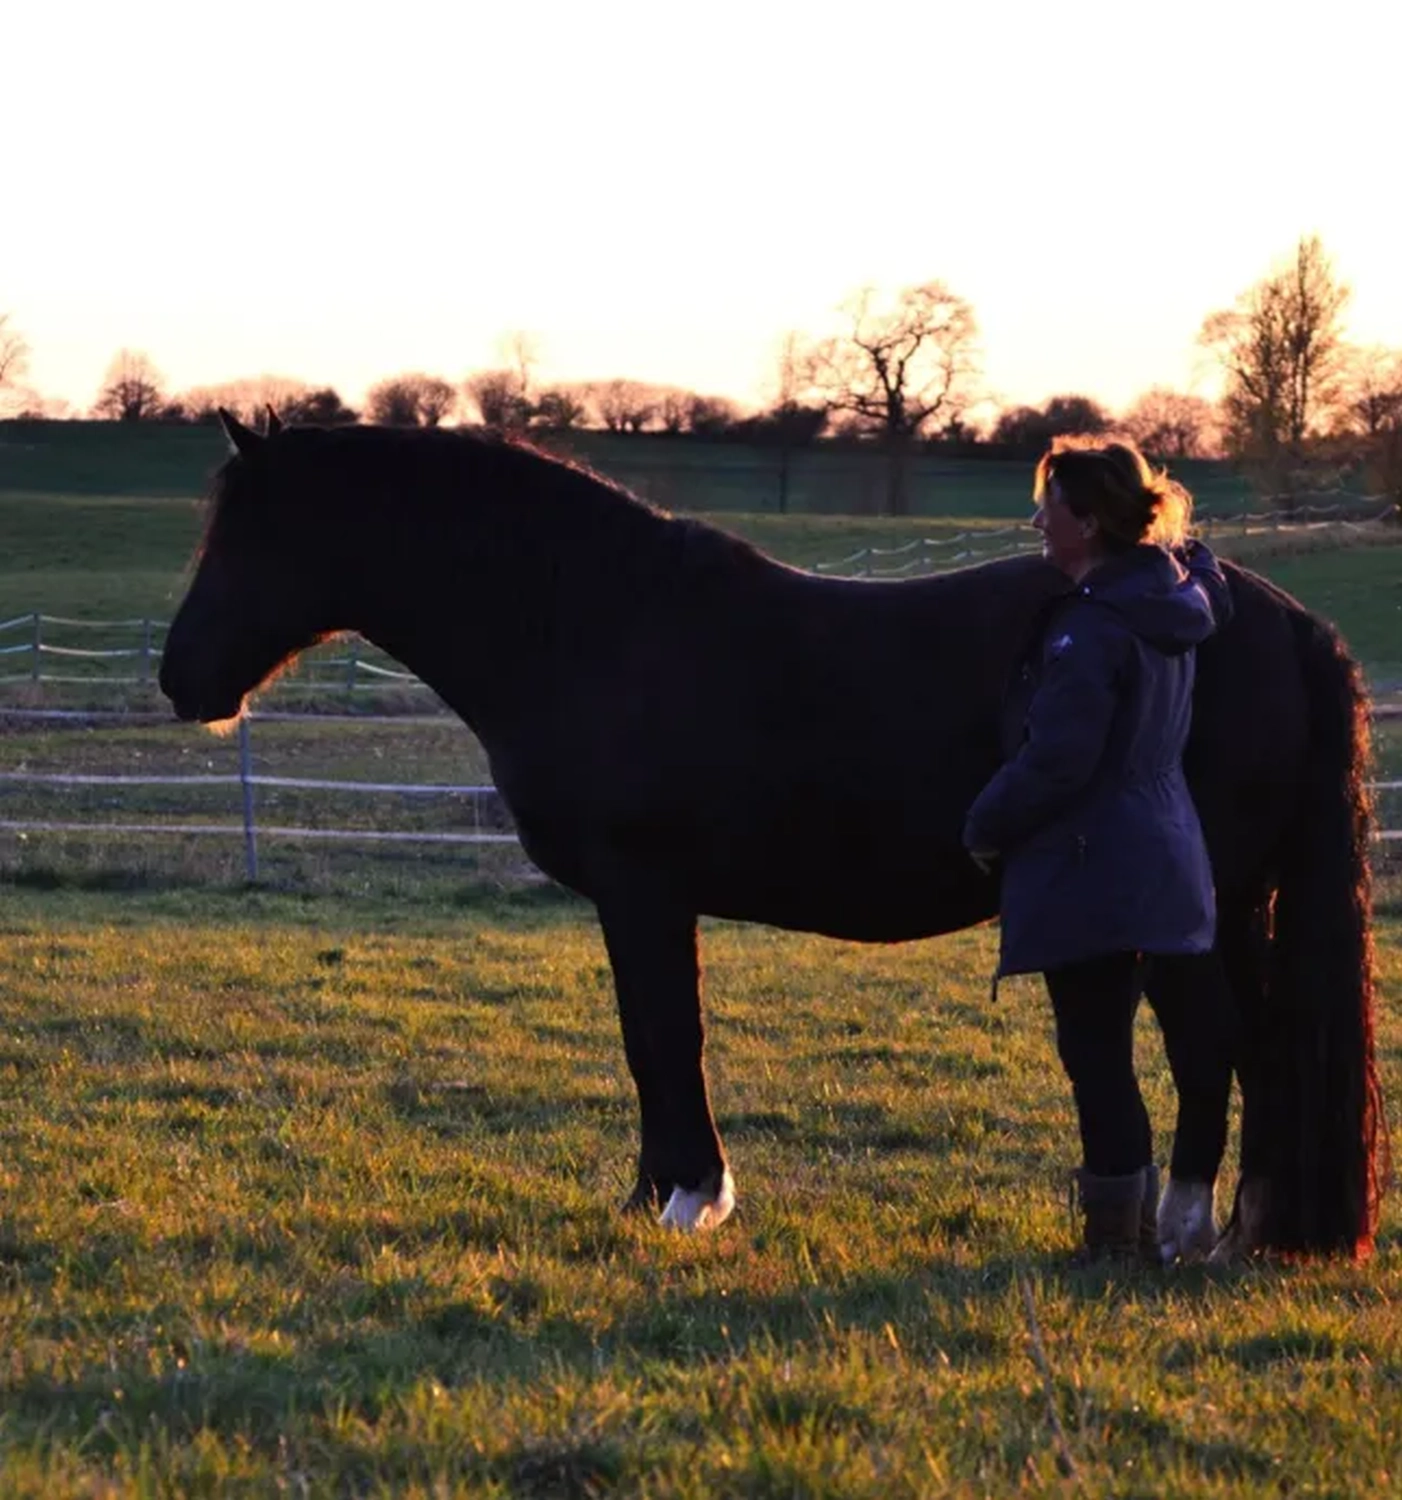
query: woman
[{"left": 963, "top": 436, "right": 1235, "bottom": 1263}]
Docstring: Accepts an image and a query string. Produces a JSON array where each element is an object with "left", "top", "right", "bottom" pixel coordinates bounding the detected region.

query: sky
[{"left": 7, "top": 0, "right": 1402, "bottom": 419}]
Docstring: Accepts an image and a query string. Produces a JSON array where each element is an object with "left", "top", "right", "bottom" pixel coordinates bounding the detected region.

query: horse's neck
[{"left": 341, "top": 481, "right": 679, "bottom": 736}]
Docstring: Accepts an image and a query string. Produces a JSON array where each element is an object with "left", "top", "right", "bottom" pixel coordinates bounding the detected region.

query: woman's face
[{"left": 1034, "top": 477, "right": 1102, "bottom": 580}]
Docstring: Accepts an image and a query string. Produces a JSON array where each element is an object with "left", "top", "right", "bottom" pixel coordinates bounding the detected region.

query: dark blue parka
[{"left": 962, "top": 541, "right": 1231, "bottom": 976}]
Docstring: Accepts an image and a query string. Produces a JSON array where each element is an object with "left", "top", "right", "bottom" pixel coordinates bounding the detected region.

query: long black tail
[{"left": 1259, "top": 610, "right": 1388, "bottom": 1255}]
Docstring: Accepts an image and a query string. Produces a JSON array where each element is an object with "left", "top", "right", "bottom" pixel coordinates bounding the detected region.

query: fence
[
  {"left": 0, "top": 612, "right": 430, "bottom": 701},
  {"left": 3, "top": 499, "right": 1397, "bottom": 687},
  {"left": 1, "top": 711, "right": 1398, "bottom": 882},
  {"left": 0, "top": 716, "right": 519, "bottom": 879},
  {"left": 811, "top": 499, "right": 1398, "bottom": 579},
  {"left": 3, "top": 496, "right": 1400, "bottom": 874}
]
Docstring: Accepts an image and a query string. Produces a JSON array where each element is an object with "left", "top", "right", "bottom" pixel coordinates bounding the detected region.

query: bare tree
[
  {"left": 1041, "top": 394, "right": 1109, "bottom": 436},
  {"left": 1119, "top": 387, "right": 1219, "bottom": 458},
  {"left": 593, "top": 378, "right": 658, "bottom": 434},
  {"left": 991, "top": 393, "right": 1111, "bottom": 453},
  {"left": 93, "top": 349, "right": 167, "bottom": 422},
  {"left": 413, "top": 376, "right": 455, "bottom": 427},
  {"left": 464, "top": 336, "right": 540, "bottom": 433},
  {"left": 656, "top": 386, "right": 690, "bottom": 434},
  {"left": 1335, "top": 345, "right": 1402, "bottom": 439},
  {"left": 0, "top": 313, "right": 30, "bottom": 397},
  {"left": 180, "top": 375, "right": 313, "bottom": 424},
  {"left": 648, "top": 386, "right": 737, "bottom": 436},
  {"left": 464, "top": 369, "right": 531, "bottom": 431},
  {"left": 809, "top": 282, "right": 979, "bottom": 513},
  {"left": 532, "top": 385, "right": 589, "bottom": 431},
  {"left": 686, "top": 394, "right": 739, "bottom": 436},
  {"left": 754, "top": 331, "right": 827, "bottom": 512},
  {"left": 366, "top": 373, "right": 456, "bottom": 427},
  {"left": 284, "top": 387, "right": 358, "bottom": 425},
  {"left": 499, "top": 331, "right": 539, "bottom": 400},
  {"left": 1326, "top": 345, "right": 1402, "bottom": 510},
  {"left": 1199, "top": 235, "right": 1350, "bottom": 475}
]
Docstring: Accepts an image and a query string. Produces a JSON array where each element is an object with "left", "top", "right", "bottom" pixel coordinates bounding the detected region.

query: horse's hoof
[
  {"left": 1207, "top": 1227, "right": 1243, "bottom": 1264},
  {"left": 659, "top": 1168, "right": 736, "bottom": 1232},
  {"left": 1208, "top": 1176, "right": 1269, "bottom": 1263},
  {"left": 1157, "top": 1177, "right": 1217, "bottom": 1263}
]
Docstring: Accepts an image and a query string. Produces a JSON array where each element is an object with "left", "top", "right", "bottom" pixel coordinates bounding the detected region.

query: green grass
[
  {"left": 2, "top": 483, "right": 1400, "bottom": 712},
  {"left": 1238, "top": 542, "right": 1402, "bottom": 686},
  {"left": 2, "top": 442, "right": 1401, "bottom": 1492},
  {"left": 0, "top": 886, "right": 1399, "bottom": 1496},
  {"left": 1, "top": 716, "right": 1396, "bottom": 904},
  {"left": 1, "top": 420, "right": 1257, "bottom": 518}
]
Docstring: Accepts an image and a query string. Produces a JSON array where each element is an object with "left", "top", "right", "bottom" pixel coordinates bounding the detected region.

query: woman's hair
[{"left": 1033, "top": 435, "right": 1193, "bottom": 551}]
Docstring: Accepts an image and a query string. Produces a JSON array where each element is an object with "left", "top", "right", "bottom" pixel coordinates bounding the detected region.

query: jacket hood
[{"left": 1080, "top": 544, "right": 1216, "bottom": 654}]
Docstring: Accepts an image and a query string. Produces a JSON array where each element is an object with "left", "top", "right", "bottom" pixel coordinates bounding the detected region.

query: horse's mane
[{"left": 207, "top": 422, "right": 774, "bottom": 583}]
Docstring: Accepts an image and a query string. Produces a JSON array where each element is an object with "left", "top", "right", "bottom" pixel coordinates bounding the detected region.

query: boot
[
  {"left": 1071, "top": 1167, "right": 1146, "bottom": 1262},
  {"left": 1157, "top": 1176, "right": 1217, "bottom": 1262},
  {"left": 1140, "top": 1163, "right": 1163, "bottom": 1265}
]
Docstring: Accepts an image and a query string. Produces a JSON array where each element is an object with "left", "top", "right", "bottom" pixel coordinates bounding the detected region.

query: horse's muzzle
[{"left": 158, "top": 657, "right": 238, "bottom": 725}]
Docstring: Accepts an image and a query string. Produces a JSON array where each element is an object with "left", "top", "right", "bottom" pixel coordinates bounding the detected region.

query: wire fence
[
  {"left": 0, "top": 717, "right": 518, "bottom": 879},
  {"left": 3, "top": 495, "right": 1399, "bottom": 878},
  {"left": 0, "top": 611, "right": 430, "bottom": 702},
  {"left": 0, "top": 713, "right": 1397, "bottom": 882},
  {"left": 2, "top": 499, "right": 1396, "bottom": 691},
  {"left": 810, "top": 498, "right": 1398, "bottom": 578}
]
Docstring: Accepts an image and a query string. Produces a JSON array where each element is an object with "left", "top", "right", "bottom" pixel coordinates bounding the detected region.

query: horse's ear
[
  {"left": 265, "top": 405, "right": 284, "bottom": 436},
  {"left": 218, "top": 407, "right": 263, "bottom": 458}
]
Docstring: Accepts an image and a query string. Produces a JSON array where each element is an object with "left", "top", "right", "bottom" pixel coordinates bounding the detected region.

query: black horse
[{"left": 160, "top": 414, "right": 1387, "bottom": 1257}]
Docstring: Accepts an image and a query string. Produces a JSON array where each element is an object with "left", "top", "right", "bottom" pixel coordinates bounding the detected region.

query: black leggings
[{"left": 1044, "top": 950, "right": 1237, "bottom": 1181}]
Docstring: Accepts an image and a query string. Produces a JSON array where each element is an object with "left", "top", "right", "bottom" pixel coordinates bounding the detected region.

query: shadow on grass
[
  {"left": 3, "top": 864, "right": 188, "bottom": 895},
  {"left": 383, "top": 1076, "right": 630, "bottom": 1143},
  {"left": 0, "top": 1245, "right": 1281, "bottom": 1490}
]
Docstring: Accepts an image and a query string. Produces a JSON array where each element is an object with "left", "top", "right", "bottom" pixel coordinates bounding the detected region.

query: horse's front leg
[{"left": 597, "top": 893, "right": 734, "bottom": 1230}]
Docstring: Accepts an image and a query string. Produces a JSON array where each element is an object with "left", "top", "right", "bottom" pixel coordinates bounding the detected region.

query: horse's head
[{"left": 160, "top": 408, "right": 341, "bottom": 725}]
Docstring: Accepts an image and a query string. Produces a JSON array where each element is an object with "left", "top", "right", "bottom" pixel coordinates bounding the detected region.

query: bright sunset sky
[{"left": 8, "top": 0, "right": 1401, "bottom": 419}]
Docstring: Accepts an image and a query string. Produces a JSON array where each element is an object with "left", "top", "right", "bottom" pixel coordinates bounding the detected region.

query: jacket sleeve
[
  {"left": 1180, "top": 538, "right": 1234, "bottom": 630},
  {"left": 962, "top": 605, "right": 1129, "bottom": 855}
]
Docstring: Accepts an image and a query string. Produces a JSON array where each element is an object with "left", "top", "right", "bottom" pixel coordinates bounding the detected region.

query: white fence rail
[
  {"left": 811, "top": 500, "right": 1398, "bottom": 579},
  {"left": 0, "top": 719, "right": 519, "bottom": 879},
  {"left": 1, "top": 717, "right": 1397, "bottom": 882},
  {"left": 3, "top": 496, "right": 1396, "bottom": 691},
  {"left": 3, "top": 494, "right": 1400, "bottom": 882},
  {"left": 0, "top": 612, "right": 428, "bottom": 698}
]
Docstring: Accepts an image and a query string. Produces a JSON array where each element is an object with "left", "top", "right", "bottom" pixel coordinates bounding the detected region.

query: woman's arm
[{"left": 962, "top": 606, "right": 1129, "bottom": 857}]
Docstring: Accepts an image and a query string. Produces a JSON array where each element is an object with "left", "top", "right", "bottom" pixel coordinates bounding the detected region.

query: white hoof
[
  {"left": 1158, "top": 1178, "right": 1217, "bottom": 1263},
  {"left": 659, "top": 1169, "right": 736, "bottom": 1231}
]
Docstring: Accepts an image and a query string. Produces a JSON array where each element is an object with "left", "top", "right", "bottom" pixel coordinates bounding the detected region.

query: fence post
[
  {"left": 31, "top": 612, "right": 41, "bottom": 682},
  {"left": 239, "top": 717, "right": 259, "bottom": 881}
]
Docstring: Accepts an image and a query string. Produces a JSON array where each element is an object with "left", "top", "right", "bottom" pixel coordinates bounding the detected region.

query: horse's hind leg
[
  {"left": 597, "top": 894, "right": 733, "bottom": 1230},
  {"left": 1143, "top": 947, "right": 1239, "bottom": 1260},
  {"left": 1211, "top": 898, "right": 1274, "bottom": 1258}
]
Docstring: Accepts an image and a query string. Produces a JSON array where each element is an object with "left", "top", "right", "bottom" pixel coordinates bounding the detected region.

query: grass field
[
  {"left": 0, "top": 884, "right": 1399, "bottom": 1497},
  {"left": 2, "top": 482, "right": 1400, "bottom": 702},
  {"left": 2, "top": 450, "right": 1402, "bottom": 1493},
  {"left": 0, "top": 421, "right": 1262, "bottom": 518}
]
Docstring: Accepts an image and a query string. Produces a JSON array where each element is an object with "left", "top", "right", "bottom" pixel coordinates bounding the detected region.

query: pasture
[
  {"left": 0, "top": 883, "right": 1398, "bottom": 1495},
  {"left": 2, "top": 437, "right": 1402, "bottom": 1494},
  {"left": 0, "top": 420, "right": 1261, "bottom": 517}
]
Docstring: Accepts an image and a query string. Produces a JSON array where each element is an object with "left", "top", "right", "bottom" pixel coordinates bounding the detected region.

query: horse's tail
[{"left": 1260, "top": 608, "right": 1388, "bottom": 1256}]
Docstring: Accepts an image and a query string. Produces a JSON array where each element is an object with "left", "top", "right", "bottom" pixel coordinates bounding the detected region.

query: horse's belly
[{"left": 687, "top": 839, "right": 999, "bottom": 943}]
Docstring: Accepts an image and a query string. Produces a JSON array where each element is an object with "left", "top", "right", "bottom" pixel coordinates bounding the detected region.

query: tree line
[{"left": 4, "top": 235, "right": 1401, "bottom": 515}]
